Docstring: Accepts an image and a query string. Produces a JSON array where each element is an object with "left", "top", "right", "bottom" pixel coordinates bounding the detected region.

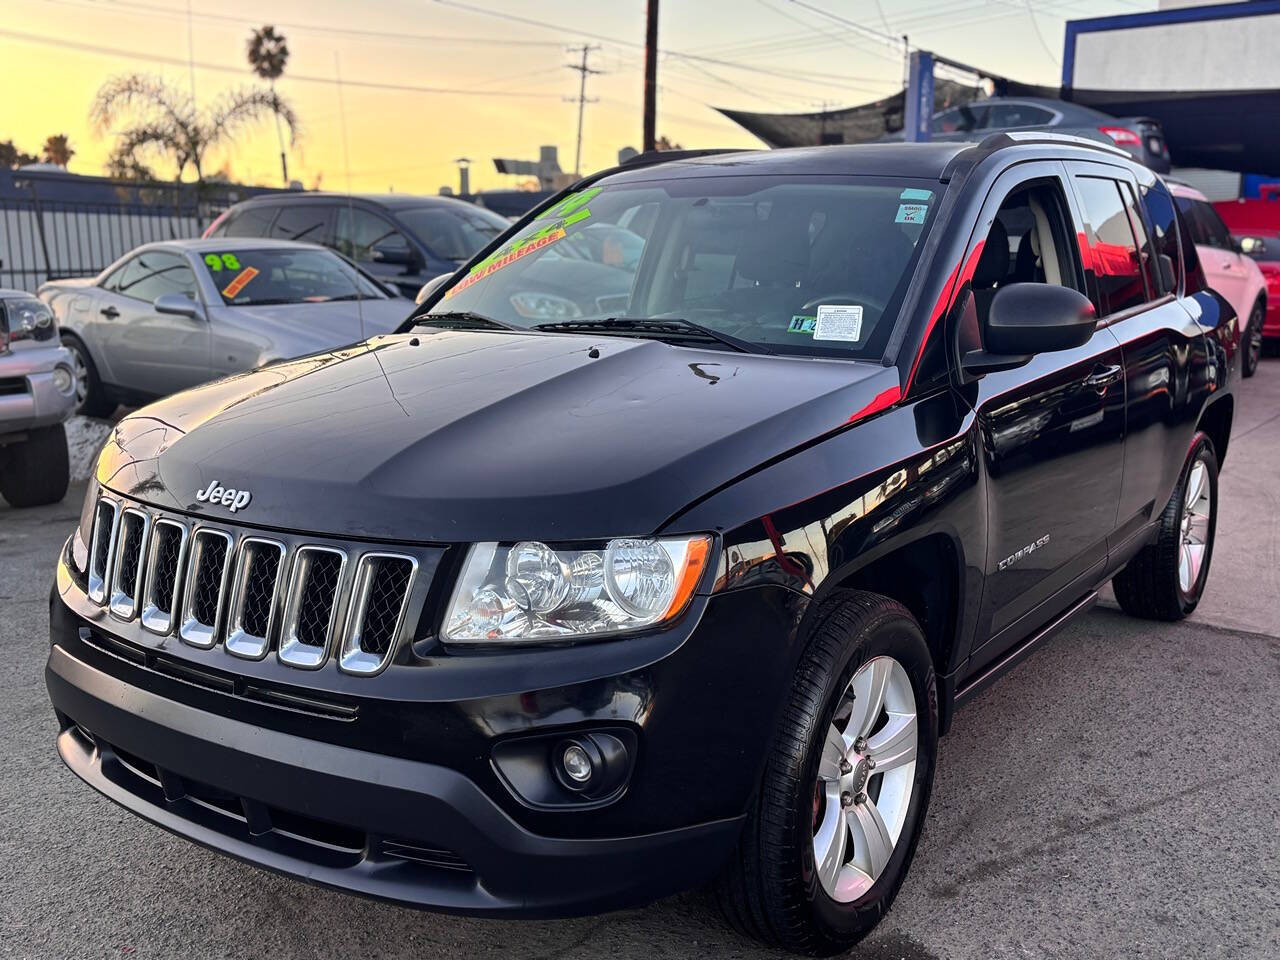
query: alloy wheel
[
  {"left": 812, "top": 655, "right": 918, "bottom": 903},
  {"left": 1178, "top": 457, "right": 1213, "bottom": 595},
  {"left": 68, "top": 342, "right": 89, "bottom": 408},
  {"left": 1248, "top": 306, "right": 1264, "bottom": 371}
]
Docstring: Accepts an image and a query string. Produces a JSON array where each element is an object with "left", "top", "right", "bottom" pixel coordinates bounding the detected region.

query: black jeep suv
[{"left": 46, "top": 135, "right": 1235, "bottom": 955}]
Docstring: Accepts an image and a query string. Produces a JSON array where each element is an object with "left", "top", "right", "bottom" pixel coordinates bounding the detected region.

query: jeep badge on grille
[{"left": 195, "top": 480, "right": 252, "bottom": 513}]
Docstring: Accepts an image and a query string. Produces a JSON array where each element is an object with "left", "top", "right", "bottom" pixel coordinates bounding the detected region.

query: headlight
[
  {"left": 508, "top": 291, "right": 583, "bottom": 320},
  {"left": 443, "top": 536, "right": 712, "bottom": 644},
  {"left": 1, "top": 297, "right": 56, "bottom": 347}
]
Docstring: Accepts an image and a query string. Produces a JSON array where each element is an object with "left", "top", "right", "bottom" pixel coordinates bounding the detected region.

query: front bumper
[
  {"left": 45, "top": 545, "right": 805, "bottom": 917},
  {"left": 0, "top": 343, "right": 76, "bottom": 435},
  {"left": 47, "top": 642, "right": 741, "bottom": 917}
]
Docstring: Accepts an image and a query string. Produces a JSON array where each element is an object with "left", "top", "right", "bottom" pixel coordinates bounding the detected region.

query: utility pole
[
  {"left": 565, "top": 44, "right": 602, "bottom": 177},
  {"left": 643, "top": 0, "right": 659, "bottom": 152}
]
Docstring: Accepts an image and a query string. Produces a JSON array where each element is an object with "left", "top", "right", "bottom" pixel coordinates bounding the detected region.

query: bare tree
[
  {"left": 90, "top": 73, "right": 298, "bottom": 184},
  {"left": 246, "top": 25, "right": 292, "bottom": 185},
  {"left": 42, "top": 134, "right": 75, "bottom": 168}
]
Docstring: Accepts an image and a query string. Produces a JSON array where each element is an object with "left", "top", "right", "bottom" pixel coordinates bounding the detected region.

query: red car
[
  {"left": 1215, "top": 185, "right": 1280, "bottom": 349},
  {"left": 1234, "top": 232, "right": 1280, "bottom": 350}
]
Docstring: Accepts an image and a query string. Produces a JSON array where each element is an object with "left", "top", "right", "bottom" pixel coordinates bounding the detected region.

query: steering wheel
[{"left": 799, "top": 292, "right": 888, "bottom": 316}]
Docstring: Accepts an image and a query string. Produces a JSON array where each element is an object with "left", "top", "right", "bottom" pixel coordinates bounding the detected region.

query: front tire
[
  {"left": 61, "top": 334, "right": 114, "bottom": 418},
  {"left": 1112, "top": 432, "right": 1218, "bottom": 620},
  {"left": 1242, "top": 301, "right": 1264, "bottom": 378},
  {"left": 715, "top": 591, "right": 938, "bottom": 955},
  {"left": 0, "top": 423, "right": 70, "bottom": 507}
]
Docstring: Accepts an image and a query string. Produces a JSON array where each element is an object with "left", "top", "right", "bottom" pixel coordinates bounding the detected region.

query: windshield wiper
[
  {"left": 413, "top": 311, "right": 520, "bottom": 332},
  {"left": 532, "top": 317, "right": 771, "bottom": 355}
]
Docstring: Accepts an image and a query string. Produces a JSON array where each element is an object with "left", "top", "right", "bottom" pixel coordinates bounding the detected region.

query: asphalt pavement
[{"left": 2, "top": 363, "right": 1278, "bottom": 960}]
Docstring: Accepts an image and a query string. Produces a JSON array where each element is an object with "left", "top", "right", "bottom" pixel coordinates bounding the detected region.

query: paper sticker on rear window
[
  {"left": 814, "top": 304, "right": 863, "bottom": 342},
  {"left": 222, "top": 266, "right": 259, "bottom": 299},
  {"left": 895, "top": 203, "right": 929, "bottom": 225}
]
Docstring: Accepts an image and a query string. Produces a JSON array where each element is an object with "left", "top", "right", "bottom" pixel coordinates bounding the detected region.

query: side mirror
[
  {"left": 371, "top": 242, "right": 420, "bottom": 268},
  {"left": 153, "top": 293, "right": 204, "bottom": 321},
  {"left": 961, "top": 283, "right": 1096, "bottom": 377},
  {"left": 414, "top": 271, "right": 456, "bottom": 305}
]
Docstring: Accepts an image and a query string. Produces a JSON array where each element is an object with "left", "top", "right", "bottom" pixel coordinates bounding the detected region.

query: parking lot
[{"left": 1, "top": 363, "right": 1275, "bottom": 960}]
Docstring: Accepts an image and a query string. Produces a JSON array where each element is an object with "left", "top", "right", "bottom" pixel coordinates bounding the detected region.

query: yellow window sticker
[{"left": 445, "top": 227, "right": 566, "bottom": 299}]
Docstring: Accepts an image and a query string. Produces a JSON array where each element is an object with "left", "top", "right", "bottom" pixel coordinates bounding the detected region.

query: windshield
[
  {"left": 398, "top": 205, "right": 508, "bottom": 261},
  {"left": 197, "top": 247, "right": 387, "bottom": 306},
  {"left": 427, "top": 175, "right": 938, "bottom": 358}
]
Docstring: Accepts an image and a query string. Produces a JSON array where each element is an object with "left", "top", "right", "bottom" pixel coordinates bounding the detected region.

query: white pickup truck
[{"left": 0, "top": 289, "right": 75, "bottom": 507}]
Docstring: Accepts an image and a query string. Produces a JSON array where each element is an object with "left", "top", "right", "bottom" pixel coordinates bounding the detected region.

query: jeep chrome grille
[
  {"left": 279, "top": 547, "right": 345, "bottom": 669},
  {"left": 180, "top": 529, "right": 234, "bottom": 649},
  {"left": 224, "top": 538, "right": 285, "bottom": 660},
  {"left": 87, "top": 498, "right": 120, "bottom": 605},
  {"left": 141, "top": 520, "right": 187, "bottom": 635},
  {"left": 108, "top": 509, "right": 150, "bottom": 620},
  {"left": 339, "top": 554, "right": 417, "bottom": 675},
  {"left": 80, "top": 493, "right": 426, "bottom": 676}
]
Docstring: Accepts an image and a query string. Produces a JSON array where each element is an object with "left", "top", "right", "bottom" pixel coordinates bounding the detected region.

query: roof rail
[
  {"left": 621, "top": 148, "right": 751, "bottom": 167},
  {"left": 941, "top": 130, "right": 1133, "bottom": 180}
]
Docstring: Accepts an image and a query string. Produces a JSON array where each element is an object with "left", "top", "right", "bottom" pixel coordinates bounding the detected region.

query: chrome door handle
[
  {"left": 100, "top": 306, "right": 119, "bottom": 319},
  {"left": 1084, "top": 363, "right": 1123, "bottom": 390}
]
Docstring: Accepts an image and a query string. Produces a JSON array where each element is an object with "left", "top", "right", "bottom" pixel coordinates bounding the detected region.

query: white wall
[{"left": 1073, "top": 12, "right": 1280, "bottom": 91}]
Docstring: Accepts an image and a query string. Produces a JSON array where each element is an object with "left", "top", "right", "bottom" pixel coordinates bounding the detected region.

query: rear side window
[
  {"left": 220, "top": 205, "right": 276, "bottom": 238},
  {"left": 1074, "top": 176, "right": 1150, "bottom": 315},
  {"left": 270, "top": 205, "right": 332, "bottom": 244},
  {"left": 1139, "top": 180, "right": 1183, "bottom": 294},
  {"left": 983, "top": 103, "right": 1055, "bottom": 129}
]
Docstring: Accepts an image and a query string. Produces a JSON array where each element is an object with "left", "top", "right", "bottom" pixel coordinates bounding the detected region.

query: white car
[{"left": 1170, "top": 182, "right": 1268, "bottom": 377}]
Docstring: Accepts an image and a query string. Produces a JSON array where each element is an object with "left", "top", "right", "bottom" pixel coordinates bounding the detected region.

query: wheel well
[
  {"left": 833, "top": 534, "right": 961, "bottom": 687},
  {"left": 1199, "top": 395, "right": 1233, "bottom": 465}
]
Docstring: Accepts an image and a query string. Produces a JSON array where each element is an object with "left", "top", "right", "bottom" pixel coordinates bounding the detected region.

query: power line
[
  {"left": 41, "top": 0, "right": 571, "bottom": 48},
  {"left": 0, "top": 26, "right": 565, "bottom": 97},
  {"left": 564, "top": 44, "right": 602, "bottom": 177}
]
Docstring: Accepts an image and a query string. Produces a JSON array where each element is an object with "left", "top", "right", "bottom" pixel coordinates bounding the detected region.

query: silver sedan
[{"left": 40, "top": 239, "right": 412, "bottom": 417}]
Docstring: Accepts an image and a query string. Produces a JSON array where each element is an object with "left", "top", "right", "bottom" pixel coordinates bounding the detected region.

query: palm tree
[
  {"left": 91, "top": 73, "right": 297, "bottom": 184},
  {"left": 42, "top": 134, "right": 75, "bottom": 168},
  {"left": 247, "top": 25, "right": 291, "bottom": 185}
]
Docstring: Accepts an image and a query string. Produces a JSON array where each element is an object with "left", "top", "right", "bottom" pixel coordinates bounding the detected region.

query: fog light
[
  {"left": 561, "top": 743, "right": 593, "bottom": 783},
  {"left": 53, "top": 365, "right": 75, "bottom": 395}
]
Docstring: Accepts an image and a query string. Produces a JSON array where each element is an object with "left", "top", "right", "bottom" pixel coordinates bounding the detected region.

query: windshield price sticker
[
  {"left": 222, "top": 266, "right": 260, "bottom": 299},
  {"left": 814, "top": 304, "right": 863, "bottom": 342},
  {"left": 446, "top": 228, "right": 566, "bottom": 299},
  {"left": 204, "top": 253, "right": 242, "bottom": 272}
]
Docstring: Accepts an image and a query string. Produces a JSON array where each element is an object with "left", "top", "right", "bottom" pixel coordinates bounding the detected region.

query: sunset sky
[{"left": 4, "top": 0, "right": 1151, "bottom": 195}]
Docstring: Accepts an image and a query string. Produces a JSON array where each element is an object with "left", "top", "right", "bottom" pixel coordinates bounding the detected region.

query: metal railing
[{"left": 0, "top": 170, "right": 284, "bottom": 293}]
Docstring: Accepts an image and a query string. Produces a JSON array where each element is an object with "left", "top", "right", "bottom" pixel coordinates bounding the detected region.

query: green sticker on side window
[{"left": 787, "top": 315, "right": 816, "bottom": 334}]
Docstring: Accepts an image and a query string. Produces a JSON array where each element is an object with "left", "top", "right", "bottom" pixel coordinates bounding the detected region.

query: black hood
[{"left": 96, "top": 331, "right": 901, "bottom": 543}]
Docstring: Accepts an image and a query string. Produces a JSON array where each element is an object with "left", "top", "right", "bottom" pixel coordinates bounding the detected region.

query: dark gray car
[
  {"left": 921, "top": 96, "right": 1170, "bottom": 172},
  {"left": 40, "top": 240, "right": 411, "bottom": 416}
]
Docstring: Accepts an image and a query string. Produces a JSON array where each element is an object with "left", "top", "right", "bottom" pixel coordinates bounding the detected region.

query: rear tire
[
  {"left": 61, "top": 334, "right": 114, "bottom": 418},
  {"left": 714, "top": 590, "right": 938, "bottom": 955},
  {"left": 1112, "top": 432, "right": 1218, "bottom": 621},
  {"left": 1242, "top": 301, "right": 1264, "bottom": 378},
  {"left": 0, "top": 423, "right": 70, "bottom": 508}
]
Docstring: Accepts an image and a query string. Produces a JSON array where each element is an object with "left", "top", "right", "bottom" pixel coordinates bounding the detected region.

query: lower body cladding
[{"left": 44, "top": 577, "right": 806, "bottom": 918}]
